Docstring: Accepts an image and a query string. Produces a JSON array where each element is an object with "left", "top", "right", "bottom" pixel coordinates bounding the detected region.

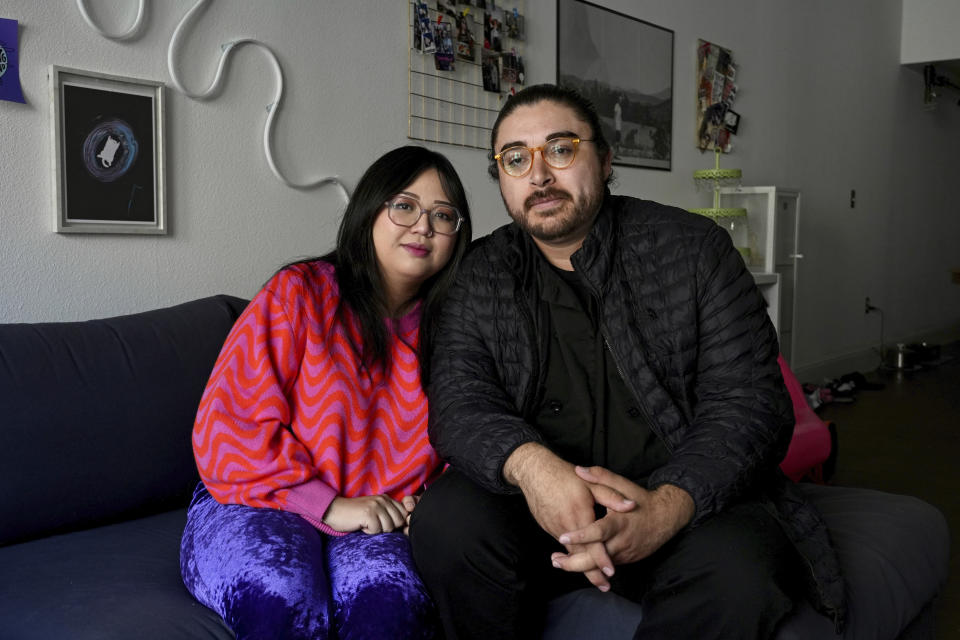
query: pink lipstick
[{"left": 403, "top": 244, "right": 430, "bottom": 257}]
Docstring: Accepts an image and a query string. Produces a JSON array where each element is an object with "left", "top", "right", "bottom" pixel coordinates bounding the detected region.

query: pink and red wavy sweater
[{"left": 192, "top": 261, "right": 441, "bottom": 536}]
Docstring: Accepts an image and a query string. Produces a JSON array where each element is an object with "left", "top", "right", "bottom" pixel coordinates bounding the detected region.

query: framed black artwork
[
  {"left": 557, "top": 0, "right": 673, "bottom": 170},
  {"left": 50, "top": 66, "right": 166, "bottom": 234}
]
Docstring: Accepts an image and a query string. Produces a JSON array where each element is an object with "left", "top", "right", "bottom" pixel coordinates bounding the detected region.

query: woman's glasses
[
  {"left": 383, "top": 195, "right": 463, "bottom": 235},
  {"left": 494, "top": 137, "right": 593, "bottom": 178}
]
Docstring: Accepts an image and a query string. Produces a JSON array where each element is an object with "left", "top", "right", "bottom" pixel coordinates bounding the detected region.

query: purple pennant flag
[{"left": 0, "top": 17, "right": 26, "bottom": 104}]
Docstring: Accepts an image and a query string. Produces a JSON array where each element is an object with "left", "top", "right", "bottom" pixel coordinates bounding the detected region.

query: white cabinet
[{"left": 720, "top": 186, "right": 802, "bottom": 363}]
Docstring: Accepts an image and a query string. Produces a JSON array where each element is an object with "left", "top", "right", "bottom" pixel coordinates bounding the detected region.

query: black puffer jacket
[{"left": 428, "top": 195, "right": 846, "bottom": 626}]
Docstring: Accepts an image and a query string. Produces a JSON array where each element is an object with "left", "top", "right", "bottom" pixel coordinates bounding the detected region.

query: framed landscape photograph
[
  {"left": 557, "top": 0, "right": 674, "bottom": 170},
  {"left": 50, "top": 66, "right": 166, "bottom": 234}
]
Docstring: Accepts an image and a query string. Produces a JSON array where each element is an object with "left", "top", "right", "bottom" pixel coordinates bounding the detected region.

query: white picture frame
[{"left": 50, "top": 66, "right": 166, "bottom": 234}]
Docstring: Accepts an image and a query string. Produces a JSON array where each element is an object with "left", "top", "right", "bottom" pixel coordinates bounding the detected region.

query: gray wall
[{"left": 1, "top": 1, "right": 958, "bottom": 377}]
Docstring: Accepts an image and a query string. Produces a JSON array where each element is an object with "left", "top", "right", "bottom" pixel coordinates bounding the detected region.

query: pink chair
[{"left": 777, "top": 355, "right": 835, "bottom": 482}]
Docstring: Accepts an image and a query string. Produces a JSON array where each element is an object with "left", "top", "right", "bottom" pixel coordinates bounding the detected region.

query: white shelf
[{"left": 751, "top": 272, "right": 779, "bottom": 285}]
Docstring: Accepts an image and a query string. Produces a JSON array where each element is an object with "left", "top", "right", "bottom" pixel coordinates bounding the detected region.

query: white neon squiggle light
[
  {"left": 79, "top": 0, "right": 350, "bottom": 201},
  {"left": 76, "top": 0, "right": 146, "bottom": 41},
  {"left": 168, "top": 0, "right": 349, "bottom": 200}
]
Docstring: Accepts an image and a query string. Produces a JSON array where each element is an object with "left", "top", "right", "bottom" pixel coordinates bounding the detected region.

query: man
[{"left": 410, "top": 84, "right": 845, "bottom": 639}]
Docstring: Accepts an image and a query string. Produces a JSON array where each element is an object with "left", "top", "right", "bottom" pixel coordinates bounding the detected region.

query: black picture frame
[
  {"left": 723, "top": 109, "right": 740, "bottom": 135},
  {"left": 50, "top": 66, "right": 166, "bottom": 234},
  {"left": 557, "top": 0, "right": 674, "bottom": 170}
]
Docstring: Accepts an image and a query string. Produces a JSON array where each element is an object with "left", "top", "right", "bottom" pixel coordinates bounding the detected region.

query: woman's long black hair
[{"left": 287, "top": 146, "right": 472, "bottom": 381}]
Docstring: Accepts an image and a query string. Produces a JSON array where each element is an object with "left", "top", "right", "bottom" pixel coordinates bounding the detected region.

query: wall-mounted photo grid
[{"left": 408, "top": 1, "right": 526, "bottom": 150}]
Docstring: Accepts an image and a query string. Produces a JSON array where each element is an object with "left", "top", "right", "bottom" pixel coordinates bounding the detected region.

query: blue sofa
[{"left": 0, "top": 296, "right": 950, "bottom": 639}]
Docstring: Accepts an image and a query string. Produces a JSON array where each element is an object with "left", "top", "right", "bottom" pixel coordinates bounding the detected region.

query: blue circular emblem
[{"left": 81, "top": 118, "right": 139, "bottom": 182}]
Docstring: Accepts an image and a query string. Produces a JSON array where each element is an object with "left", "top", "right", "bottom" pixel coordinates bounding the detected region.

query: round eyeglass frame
[
  {"left": 382, "top": 196, "right": 463, "bottom": 235},
  {"left": 494, "top": 137, "right": 594, "bottom": 178}
]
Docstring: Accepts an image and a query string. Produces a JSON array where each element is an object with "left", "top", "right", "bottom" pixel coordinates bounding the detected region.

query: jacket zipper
[
  {"left": 599, "top": 328, "right": 673, "bottom": 455},
  {"left": 583, "top": 281, "right": 674, "bottom": 455}
]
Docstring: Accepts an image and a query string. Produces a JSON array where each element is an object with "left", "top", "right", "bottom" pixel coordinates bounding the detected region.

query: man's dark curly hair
[{"left": 487, "top": 84, "right": 611, "bottom": 181}]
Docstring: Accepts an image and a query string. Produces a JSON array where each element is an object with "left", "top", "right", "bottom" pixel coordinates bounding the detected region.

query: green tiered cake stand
[{"left": 690, "top": 148, "right": 750, "bottom": 261}]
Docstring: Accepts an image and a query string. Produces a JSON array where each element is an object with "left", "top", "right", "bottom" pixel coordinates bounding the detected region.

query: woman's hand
[
  {"left": 401, "top": 494, "right": 420, "bottom": 536},
  {"left": 322, "top": 495, "right": 409, "bottom": 534}
]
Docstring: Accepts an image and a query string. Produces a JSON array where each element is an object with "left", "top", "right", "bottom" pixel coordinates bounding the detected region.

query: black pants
[{"left": 409, "top": 469, "right": 798, "bottom": 640}]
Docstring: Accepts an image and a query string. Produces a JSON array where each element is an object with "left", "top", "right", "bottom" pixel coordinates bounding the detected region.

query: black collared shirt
[{"left": 535, "top": 259, "right": 669, "bottom": 486}]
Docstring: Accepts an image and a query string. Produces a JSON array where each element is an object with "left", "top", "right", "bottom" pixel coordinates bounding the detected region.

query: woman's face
[{"left": 372, "top": 168, "right": 459, "bottom": 311}]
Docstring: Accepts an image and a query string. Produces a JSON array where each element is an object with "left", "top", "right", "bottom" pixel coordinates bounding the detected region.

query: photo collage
[
  {"left": 413, "top": 1, "right": 525, "bottom": 94},
  {"left": 696, "top": 39, "right": 739, "bottom": 152}
]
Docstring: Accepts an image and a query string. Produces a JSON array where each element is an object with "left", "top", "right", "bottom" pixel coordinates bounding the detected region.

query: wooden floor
[{"left": 817, "top": 342, "right": 959, "bottom": 639}]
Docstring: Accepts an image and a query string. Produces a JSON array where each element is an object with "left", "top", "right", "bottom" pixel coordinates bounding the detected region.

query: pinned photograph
[
  {"left": 455, "top": 13, "right": 475, "bottom": 62},
  {"left": 501, "top": 51, "right": 519, "bottom": 85},
  {"left": 413, "top": 3, "right": 435, "bottom": 53},
  {"left": 434, "top": 21, "right": 455, "bottom": 71},
  {"left": 484, "top": 8, "right": 504, "bottom": 52},
  {"left": 436, "top": 0, "right": 457, "bottom": 18},
  {"left": 481, "top": 50, "right": 500, "bottom": 93},
  {"left": 504, "top": 9, "right": 525, "bottom": 41},
  {"left": 723, "top": 109, "right": 740, "bottom": 135}
]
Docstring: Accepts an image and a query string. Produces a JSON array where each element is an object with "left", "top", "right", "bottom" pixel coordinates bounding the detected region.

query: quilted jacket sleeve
[
  {"left": 647, "top": 223, "right": 793, "bottom": 526},
  {"left": 427, "top": 249, "right": 546, "bottom": 494}
]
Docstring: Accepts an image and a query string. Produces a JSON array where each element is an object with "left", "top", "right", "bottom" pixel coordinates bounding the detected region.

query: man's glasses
[
  {"left": 383, "top": 195, "right": 463, "bottom": 235},
  {"left": 494, "top": 137, "right": 593, "bottom": 178}
]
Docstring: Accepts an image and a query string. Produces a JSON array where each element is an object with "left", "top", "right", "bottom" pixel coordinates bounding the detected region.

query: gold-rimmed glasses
[
  {"left": 494, "top": 137, "right": 594, "bottom": 178},
  {"left": 383, "top": 195, "right": 463, "bottom": 235}
]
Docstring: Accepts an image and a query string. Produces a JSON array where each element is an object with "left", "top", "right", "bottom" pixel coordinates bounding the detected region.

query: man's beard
[{"left": 504, "top": 181, "right": 605, "bottom": 243}]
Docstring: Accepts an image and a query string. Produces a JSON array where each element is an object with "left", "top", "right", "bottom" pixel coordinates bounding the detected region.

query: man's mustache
[{"left": 525, "top": 189, "right": 572, "bottom": 209}]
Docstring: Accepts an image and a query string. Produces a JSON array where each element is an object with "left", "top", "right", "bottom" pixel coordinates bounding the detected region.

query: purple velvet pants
[{"left": 180, "top": 483, "right": 437, "bottom": 640}]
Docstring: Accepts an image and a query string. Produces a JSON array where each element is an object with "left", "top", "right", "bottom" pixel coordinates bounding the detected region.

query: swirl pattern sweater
[{"left": 192, "top": 260, "right": 440, "bottom": 536}]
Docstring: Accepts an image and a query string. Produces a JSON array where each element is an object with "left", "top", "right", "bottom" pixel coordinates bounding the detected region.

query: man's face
[{"left": 493, "top": 100, "right": 612, "bottom": 245}]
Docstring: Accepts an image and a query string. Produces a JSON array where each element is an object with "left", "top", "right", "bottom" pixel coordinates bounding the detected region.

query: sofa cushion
[
  {"left": 0, "top": 295, "right": 247, "bottom": 545},
  {"left": 1, "top": 486, "right": 946, "bottom": 640},
  {"left": 776, "top": 484, "right": 949, "bottom": 640},
  {"left": 0, "top": 509, "right": 234, "bottom": 640},
  {"left": 543, "top": 484, "right": 949, "bottom": 639}
]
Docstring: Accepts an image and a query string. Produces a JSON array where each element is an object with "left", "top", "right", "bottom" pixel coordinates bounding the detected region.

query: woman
[{"left": 180, "top": 146, "right": 472, "bottom": 640}]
